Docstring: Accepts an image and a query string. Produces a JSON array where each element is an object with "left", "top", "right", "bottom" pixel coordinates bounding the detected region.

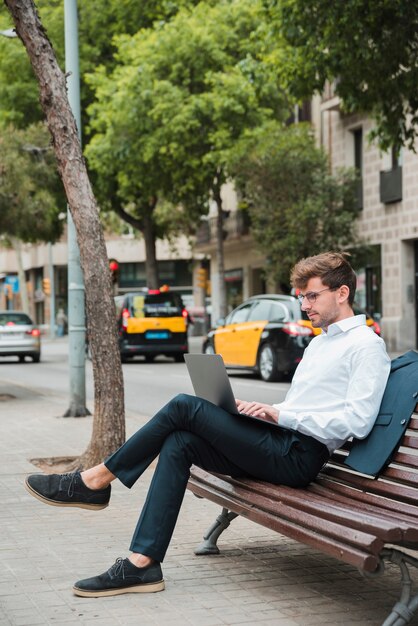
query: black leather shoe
[
  {"left": 73, "top": 558, "right": 165, "bottom": 597},
  {"left": 25, "top": 471, "right": 111, "bottom": 510}
]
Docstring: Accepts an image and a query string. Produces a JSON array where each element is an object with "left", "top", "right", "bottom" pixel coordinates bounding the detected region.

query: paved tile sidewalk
[{"left": 1, "top": 380, "right": 417, "bottom": 625}]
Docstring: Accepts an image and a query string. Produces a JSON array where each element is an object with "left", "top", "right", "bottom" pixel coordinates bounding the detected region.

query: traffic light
[
  {"left": 42, "top": 278, "right": 51, "bottom": 295},
  {"left": 109, "top": 259, "right": 119, "bottom": 284},
  {"left": 196, "top": 268, "right": 208, "bottom": 290}
]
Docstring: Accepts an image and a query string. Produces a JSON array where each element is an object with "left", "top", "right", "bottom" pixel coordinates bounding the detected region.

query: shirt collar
[{"left": 324, "top": 314, "right": 366, "bottom": 337}]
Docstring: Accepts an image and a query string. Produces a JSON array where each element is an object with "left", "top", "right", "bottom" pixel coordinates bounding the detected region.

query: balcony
[
  {"left": 195, "top": 210, "right": 251, "bottom": 246},
  {"left": 380, "top": 167, "right": 402, "bottom": 204}
]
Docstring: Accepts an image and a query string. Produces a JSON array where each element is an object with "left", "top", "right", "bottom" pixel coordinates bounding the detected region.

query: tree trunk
[
  {"left": 113, "top": 202, "right": 159, "bottom": 290},
  {"left": 213, "top": 183, "right": 228, "bottom": 319},
  {"left": 5, "top": 0, "right": 125, "bottom": 468},
  {"left": 143, "top": 211, "right": 159, "bottom": 290}
]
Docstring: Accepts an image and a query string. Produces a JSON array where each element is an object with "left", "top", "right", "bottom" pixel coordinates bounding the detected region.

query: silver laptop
[{"left": 184, "top": 353, "right": 277, "bottom": 426}]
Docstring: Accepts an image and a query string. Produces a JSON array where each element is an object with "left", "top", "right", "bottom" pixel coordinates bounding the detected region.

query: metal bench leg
[
  {"left": 366, "top": 549, "right": 418, "bottom": 626},
  {"left": 194, "top": 508, "right": 239, "bottom": 555}
]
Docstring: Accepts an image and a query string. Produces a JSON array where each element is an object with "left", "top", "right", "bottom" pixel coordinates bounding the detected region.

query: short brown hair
[{"left": 291, "top": 252, "right": 357, "bottom": 306}]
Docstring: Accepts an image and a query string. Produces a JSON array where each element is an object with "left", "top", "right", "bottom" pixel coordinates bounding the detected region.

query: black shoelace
[
  {"left": 59, "top": 472, "right": 79, "bottom": 498},
  {"left": 109, "top": 558, "right": 126, "bottom": 579}
]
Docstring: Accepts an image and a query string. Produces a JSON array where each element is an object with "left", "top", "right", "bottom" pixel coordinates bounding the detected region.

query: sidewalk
[{"left": 0, "top": 381, "right": 416, "bottom": 625}]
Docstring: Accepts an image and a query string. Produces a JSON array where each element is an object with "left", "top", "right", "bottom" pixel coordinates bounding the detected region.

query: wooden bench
[{"left": 188, "top": 405, "right": 418, "bottom": 626}]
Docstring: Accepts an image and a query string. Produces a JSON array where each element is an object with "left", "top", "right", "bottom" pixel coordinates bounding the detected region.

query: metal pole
[
  {"left": 48, "top": 242, "right": 56, "bottom": 339},
  {"left": 63, "top": 0, "right": 89, "bottom": 416}
]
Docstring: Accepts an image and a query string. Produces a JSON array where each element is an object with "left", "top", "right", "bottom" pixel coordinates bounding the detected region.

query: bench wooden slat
[
  {"left": 188, "top": 472, "right": 380, "bottom": 573},
  {"left": 314, "top": 475, "right": 418, "bottom": 524},
  {"left": 408, "top": 415, "right": 418, "bottom": 430},
  {"left": 390, "top": 450, "right": 418, "bottom": 469},
  {"left": 228, "top": 477, "right": 403, "bottom": 542},
  {"left": 310, "top": 482, "right": 418, "bottom": 542},
  {"left": 192, "top": 470, "right": 384, "bottom": 553},
  {"left": 321, "top": 466, "right": 418, "bottom": 504},
  {"left": 401, "top": 434, "right": 418, "bottom": 450},
  {"left": 380, "top": 466, "right": 418, "bottom": 485}
]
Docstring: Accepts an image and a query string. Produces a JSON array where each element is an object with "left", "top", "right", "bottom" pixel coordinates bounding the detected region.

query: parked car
[
  {"left": 115, "top": 289, "right": 189, "bottom": 362},
  {"left": 202, "top": 295, "right": 380, "bottom": 382},
  {"left": 0, "top": 311, "right": 41, "bottom": 363}
]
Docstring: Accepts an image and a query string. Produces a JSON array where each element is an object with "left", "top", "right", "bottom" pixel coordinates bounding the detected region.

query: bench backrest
[
  {"left": 318, "top": 407, "right": 418, "bottom": 519},
  {"left": 343, "top": 350, "right": 418, "bottom": 475}
]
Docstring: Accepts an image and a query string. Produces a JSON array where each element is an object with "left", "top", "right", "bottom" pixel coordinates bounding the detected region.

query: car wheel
[
  {"left": 32, "top": 353, "right": 40, "bottom": 363},
  {"left": 173, "top": 353, "right": 184, "bottom": 363},
  {"left": 19, "top": 355, "right": 25, "bottom": 363},
  {"left": 145, "top": 354, "right": 155, "bottom": 363},
  {"left": 258, "top": 344, "right": 280, "bottom": 382},
  {"left": 203, "top": 342, "right": 215, "bottom": 355},
  {"left": 121, "top": 354, "right": 131, "bottom": 363}
]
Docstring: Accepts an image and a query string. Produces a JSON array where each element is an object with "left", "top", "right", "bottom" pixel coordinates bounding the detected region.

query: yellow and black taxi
[
  {"left": 115, "top": 289, "right": 189, "bottom": 362},
  {"left": 203, "top": 295, "right": 313, "bottom": 382},
  {"left": 203, "top": 294, "right": 381, "bottom": 382}
]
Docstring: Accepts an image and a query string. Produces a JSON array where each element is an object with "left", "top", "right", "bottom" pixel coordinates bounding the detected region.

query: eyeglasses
[{"left": 297, "top": 287, "right": 333, "bottom": 304}]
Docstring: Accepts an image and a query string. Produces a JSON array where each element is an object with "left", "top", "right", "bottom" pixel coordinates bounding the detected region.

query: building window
[
  {"left": 119, "top": 261, "right": 192, "bottom": 290},
  {"left": 225, "top": 268, "right": 243, "bottom": 312},
  {"left": 353, "top": 245, "right": 382, "bottom": 320},
  {"left": 380, "top": 147, "right": 402, "bottom": 204}
]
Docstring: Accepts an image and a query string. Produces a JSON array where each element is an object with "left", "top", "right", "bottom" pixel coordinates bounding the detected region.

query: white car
[{"left": 0, "top": 311, "right": 41, "bottom": 362}]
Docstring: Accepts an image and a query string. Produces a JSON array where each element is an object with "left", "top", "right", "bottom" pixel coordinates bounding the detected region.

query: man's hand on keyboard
[{"left": 235, "top": 399, "right": 279, "bottom": 424}]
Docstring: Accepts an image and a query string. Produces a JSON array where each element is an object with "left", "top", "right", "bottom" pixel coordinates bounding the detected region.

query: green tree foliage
[
  {"left": 231, "top": 122, "right": 363, "bottom": 287},
  {"left": 272, "top": 0, "right": 418, "bottom": 151},
  {"left": 0, "top": 0, "right": 198, "bottom": 129},
  {"left": 0, "top": 18, "right": 41, "bottom": 127},
  {"left": 85, "top": 0, "right": 288, "bottom": 287},
  {"left": 0, "top": 123, "right": 64, "bottom": 242}
]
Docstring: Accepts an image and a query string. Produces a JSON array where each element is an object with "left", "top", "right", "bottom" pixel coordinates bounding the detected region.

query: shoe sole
[
  {"left": 24, "top": 478, "right": 109, "bottom": 511},
  {"left": 72, "top": 580, "right": 165, "bottom": 597}
]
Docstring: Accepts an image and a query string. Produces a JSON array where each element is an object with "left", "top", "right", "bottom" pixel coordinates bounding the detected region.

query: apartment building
[{"left": 313, "top": 87, "right": 418, "bottom": 352}]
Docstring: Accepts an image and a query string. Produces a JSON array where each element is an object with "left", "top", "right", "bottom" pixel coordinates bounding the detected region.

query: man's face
[{"left": 299, "top": 277, "right": 347, "bottom": 330}]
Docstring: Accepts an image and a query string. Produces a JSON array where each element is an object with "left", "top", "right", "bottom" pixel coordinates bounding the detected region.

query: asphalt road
[{"left": 0, "top": 335, "right": 291, "bottom": 418}]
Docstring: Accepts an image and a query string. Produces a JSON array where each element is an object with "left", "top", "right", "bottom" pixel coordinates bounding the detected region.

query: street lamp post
[{"left": 63, "top": 0, "right": 89, "bottom": 417}]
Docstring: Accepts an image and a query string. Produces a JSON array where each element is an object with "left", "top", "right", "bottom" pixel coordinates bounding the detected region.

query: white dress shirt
[{"left": 273, "top": 314, "right": 391, "bottom": 453}]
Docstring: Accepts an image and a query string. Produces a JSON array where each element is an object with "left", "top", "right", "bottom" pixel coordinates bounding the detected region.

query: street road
[{"left": 0, "top": 336, "right": 291, "bottom": 418}]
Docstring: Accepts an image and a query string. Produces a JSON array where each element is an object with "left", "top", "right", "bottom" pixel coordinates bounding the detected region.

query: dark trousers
[{"left": 104, "top": 393, "right": 329, "bottom": 562}]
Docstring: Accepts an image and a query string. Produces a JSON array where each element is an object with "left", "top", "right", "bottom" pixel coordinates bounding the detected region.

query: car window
[
  {"left": 268, "top": 302, "right": 288, "bottom": 323},
  {"left": 227, "top": 303, "right": 253, "bottom": 325},
  {"left": 0, "top": 312, "right": 33, "bottom": 326},
  {"left": 131, "top": 293, "right": 183, "bottom": 318},
  {"left": 247, "top": 300, "right": 272, "bottom": 321}
]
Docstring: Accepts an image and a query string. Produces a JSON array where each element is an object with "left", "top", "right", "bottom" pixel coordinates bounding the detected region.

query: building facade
[
  {"left": 0, "top": 230, "right": 196, "bottom": 331},
  {"left": 313, "top": 89, "right": 418, "bottom": 352}
]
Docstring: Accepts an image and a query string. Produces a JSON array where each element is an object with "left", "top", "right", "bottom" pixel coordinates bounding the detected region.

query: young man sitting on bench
[{"left": 25, "top": 251, "right": 390, "bottom": 598}]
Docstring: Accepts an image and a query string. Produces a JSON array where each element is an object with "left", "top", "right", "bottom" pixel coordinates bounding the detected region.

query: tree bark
[{"left": 5, "top": 0, "right": 125, "bottom": 468}]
